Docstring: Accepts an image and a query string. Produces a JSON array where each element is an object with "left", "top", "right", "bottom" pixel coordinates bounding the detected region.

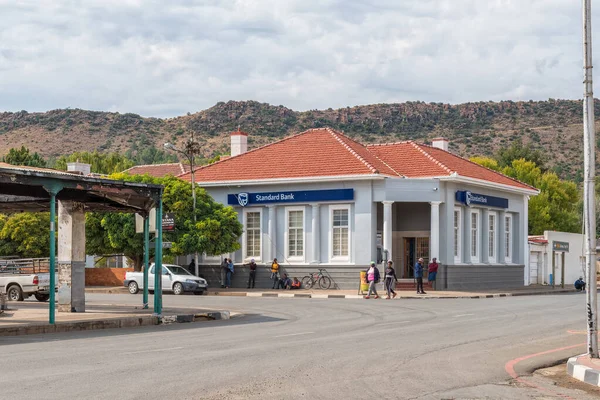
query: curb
[
  {"left": 85, "top": 288, "right": 577, "bottom": 299},
  {"left": 567, "top": 355, "right": 600, "bottom": 387},
  {"left": 0, "top": 310, "right": 231, "bottom": 337}
]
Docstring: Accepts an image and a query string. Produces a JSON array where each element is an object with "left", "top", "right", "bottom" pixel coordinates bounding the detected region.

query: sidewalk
[
  {"left": 0, "top": 302, "right": 232, "bottom": 337},
  {"left": 85, "top": 285, "right": 578, "bottom": 299}
]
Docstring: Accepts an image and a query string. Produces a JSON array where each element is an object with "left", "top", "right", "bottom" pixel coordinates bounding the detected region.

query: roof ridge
[
  {"left": 366, "top": 140, "right": 412, "bottom": 147},
  {"left": 177, "top": 129, "right": 330, "bottom": 178},
  {"left": 409, "top": 142, "right": 454, "bottom": 175},
  {"left": 326, "top": 127, "right": 379, "bottom": 174},
  {"left": 419, "top": 143, "right": 538, "bottom": 191}
]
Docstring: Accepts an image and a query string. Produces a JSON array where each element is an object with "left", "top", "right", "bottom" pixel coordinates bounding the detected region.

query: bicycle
[{"left": 301, "top": 268, "right": 332, "bottom": 289}]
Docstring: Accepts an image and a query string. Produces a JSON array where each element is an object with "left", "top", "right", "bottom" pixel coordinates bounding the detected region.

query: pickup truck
[
  {"left": 0, "top": 272, "right": 52, "bottom": 302},
  {"left": 124, "top": 264, "right": 208, "bottom": 295}
]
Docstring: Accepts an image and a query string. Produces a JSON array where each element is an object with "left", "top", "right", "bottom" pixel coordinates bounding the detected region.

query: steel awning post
[
  {"left": 153, "top": 195, "right": 163, "bottom": 315},
  {"left": 143, "top": 214, "right": 149, "bottom": 309},
  {"left": 44, "top": 185, "right": 62, "bottom": 325}
]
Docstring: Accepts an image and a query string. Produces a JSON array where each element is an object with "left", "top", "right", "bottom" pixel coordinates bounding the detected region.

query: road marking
[
  {"left": 454, "top": 313, "right": 474, "bottom": 317},
  {"left": 377, "top": 321, "right": 411, "bottom": 327},
  {"left": 567, "top": 330, "right": 586, "bottom": 335},
  {"left": 123, "top": 347, "right": 184, "bottom": 355},
  {"left": 274, "top": 332, "right": 314, "bottom": 338}
]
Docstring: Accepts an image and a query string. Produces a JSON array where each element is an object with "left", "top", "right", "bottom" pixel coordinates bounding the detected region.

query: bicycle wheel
[
  {"left": 318, "top": 276, "right": 331, "bottom": 289},
  {"left": 301, "top": 276, "right": 313, "bottom": 289}
]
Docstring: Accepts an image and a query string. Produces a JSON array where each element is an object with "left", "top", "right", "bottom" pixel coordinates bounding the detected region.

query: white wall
[{"left": 529, "top": 232, "right": 585, "bottom": 286}]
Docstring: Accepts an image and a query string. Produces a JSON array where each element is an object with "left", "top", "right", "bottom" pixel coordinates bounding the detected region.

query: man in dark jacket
[
  {"left": 220, "top": 258, "right": 229, "bottom": 288},
  {"left": 414, "top": 258, "right": 426, "bottom": 294},
  {"left": 246, "top": 258, "right": 257, "bottom": 289}
]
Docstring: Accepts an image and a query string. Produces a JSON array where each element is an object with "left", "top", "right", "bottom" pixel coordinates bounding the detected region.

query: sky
[{"left": 0, "top": 0, "right": 595, "bottom": 117}]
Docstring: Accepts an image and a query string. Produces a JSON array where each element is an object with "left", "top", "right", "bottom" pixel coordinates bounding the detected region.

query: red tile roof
[
  {"left": 124, "top": 163, "right": 190, "bottom": 178},
  {"left": 178, "top": 127, "right": 536, "bottom": 192}
]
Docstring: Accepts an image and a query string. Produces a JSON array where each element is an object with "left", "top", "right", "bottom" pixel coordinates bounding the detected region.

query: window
[
  {"left": 454, "top": 208, "right": 462, "bottom": 263},
  {"left": 505, "top": 215, "right": 512, "bottom": 263},
  {"left": 331, "top": 206, "right": 350, "bottom": 260},
  {"left": 244, "top": 210, "right": 261, "bottom": 260},
  {"left": 286, "top": 208, "right": 304, "bottom": 260},
  {"left": 488, "top": 213, "right": 496, "bottom": 263},
  {"left": 471, "top": 211, "right": 479, "bottom": 262}
]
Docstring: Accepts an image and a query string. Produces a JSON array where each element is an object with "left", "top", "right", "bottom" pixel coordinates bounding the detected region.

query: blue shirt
[
  {"left": 228, "top": 262, "right": 234, "bottom": 273},
  {"left": 414, "top": 262, "right": 423, "bottom": 278}
]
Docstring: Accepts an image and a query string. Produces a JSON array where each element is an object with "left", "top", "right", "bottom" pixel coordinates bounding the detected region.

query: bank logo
[
  {"left": 237, "top": 193, "right": 249, "bottom": 207},
  {"left": 465, "top": 191, "right": 472, "bottom": 206}
]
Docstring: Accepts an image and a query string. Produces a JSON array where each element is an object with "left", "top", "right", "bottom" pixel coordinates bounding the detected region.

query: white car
[{"left": 124, "top": 264, "right": 208, "bottom": 295}]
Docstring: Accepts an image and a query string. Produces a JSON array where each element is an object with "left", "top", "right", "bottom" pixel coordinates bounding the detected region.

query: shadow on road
[{"left": 0, "top": 313, "right": 283, "bottom": 345}]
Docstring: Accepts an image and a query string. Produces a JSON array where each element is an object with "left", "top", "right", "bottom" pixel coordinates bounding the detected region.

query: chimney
[
  {"left": 231, "top": 128, "right": 248, "bottom": 157},
  {"left": 67, "top": 161, "right": 91, "bottom": 176},
  {"left": 431, "top": 137, "right": 449, "bottom": 151}
]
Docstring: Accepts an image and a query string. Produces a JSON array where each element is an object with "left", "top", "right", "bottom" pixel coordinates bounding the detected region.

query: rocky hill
[{"left": 0, "top": 99, "right": 593, "bottom": 180}]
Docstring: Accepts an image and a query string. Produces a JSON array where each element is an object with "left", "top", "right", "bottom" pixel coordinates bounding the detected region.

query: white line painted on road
[
  {"left": 454, "top": 313, "right": 474, "bottom": 317},
  {"left": 376, "top": 321, "right": 411, "bottom": 327},
  {"left": 123, "top": 347, "right": 184, "bottom": 355},
  {"left": 274, "top": 332, "right": 314, "bottom": 338}
]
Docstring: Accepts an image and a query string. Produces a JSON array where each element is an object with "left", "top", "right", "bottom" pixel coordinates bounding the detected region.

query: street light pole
[
  {"left": 583, "top": 0, "right": 598, "bottom": 358},
  {"left": 165, "top": 133, "right": 201, "bottom": 276}
]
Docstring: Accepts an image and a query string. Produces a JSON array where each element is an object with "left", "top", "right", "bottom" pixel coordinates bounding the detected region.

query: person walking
[
  {"left": 364, "top": 262, "right": 380, "bottom": 299},
  {"left": 415, "top": 258, "right": 426, "bottom": 294},
  {"left": 225, "top": 258, "right": 234, "bottom": 288},
  {"left": 384, "top": 260, "right": 398, "bottom": 299},
  {"left": 220, "top": 258, "right": 229, "bottom": 288},
  {"left": 270, "top": 258, "right": 280, "bottom": 289},
  {"left": 428, "top": 257, "right": 439, "bottom": 290},
  {"left": 246, "top": 258, "right": 257, "bottom": 289}
]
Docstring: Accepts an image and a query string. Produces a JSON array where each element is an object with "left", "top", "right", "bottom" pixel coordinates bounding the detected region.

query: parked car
[
  {"left": 124, "top": 264, "right": 208, "bottom": 295},
  {"left": 0, "top": 271, "right": 52, "bottom": 302}
]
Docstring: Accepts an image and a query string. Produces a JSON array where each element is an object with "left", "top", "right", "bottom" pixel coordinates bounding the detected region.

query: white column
[
  {"left": 267, "top": 205, "right": 277, "bottom": 262},
  {"left": 383, "top": 201, "right": 394, "bottom": 263},
  {"left": 57, "top": 201, "right": 86, "bottom": 313},
  {"left": 523, "top": 196, "right": 530, "bottom": 286},
  {"left": 311, "top": 204, "right": 320, "bottom": 264},
  {"left": 429, "top": 201, "right": 442, "bottom": 261}
]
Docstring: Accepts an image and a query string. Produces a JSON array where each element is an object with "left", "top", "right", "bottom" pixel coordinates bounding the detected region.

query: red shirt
[{"left": 428, "top": 262, "right": 439, "bottom": 273}]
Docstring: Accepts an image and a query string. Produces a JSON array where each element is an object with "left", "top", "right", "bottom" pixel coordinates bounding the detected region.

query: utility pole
[
  {"left": 165, "top": 132, "right": 202, "bottom": 276},
  {"left": 583, "top": 0, "right": 598, "bottom": 358}
]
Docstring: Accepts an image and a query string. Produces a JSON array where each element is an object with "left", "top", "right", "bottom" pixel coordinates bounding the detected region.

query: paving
[
  {"left": 86, "top": 284, "right": 578, "bottom": 299},
  {"left": 0, "top": 301, "right": 232, "bottom": 336},
  {"left": 1, "top": 292, "right": 597, "bottom": 399}
]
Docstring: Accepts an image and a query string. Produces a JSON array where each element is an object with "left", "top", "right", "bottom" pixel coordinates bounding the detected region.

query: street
[{"left": 1, "top": 293, "right": 599, "bottom": 399}]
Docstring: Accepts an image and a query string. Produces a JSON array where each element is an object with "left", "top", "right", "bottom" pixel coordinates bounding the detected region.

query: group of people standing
[
  {"left": 219, "top": 257, "right": 301, "bottom": 290},
  {"left": 364, "top": 257, "right": 439, "bottom": 299}
]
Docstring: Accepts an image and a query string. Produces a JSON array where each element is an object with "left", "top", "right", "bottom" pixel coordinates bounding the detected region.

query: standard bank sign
[
  {"left": 455, "top": 191, "right": 508, "bottom": 208},
  {"left": 228, "top": 189, "right": 354, "bottom": 207}
]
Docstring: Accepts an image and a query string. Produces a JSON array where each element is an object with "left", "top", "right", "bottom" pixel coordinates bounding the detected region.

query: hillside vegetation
[{"left": 0, "top": 99, "right": 594, "bottom": 180}]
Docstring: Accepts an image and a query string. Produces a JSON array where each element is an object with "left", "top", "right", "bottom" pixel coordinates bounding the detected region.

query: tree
[
  {"left": 469, "top": 156, "right": 500, "bottom": 171},
  {"left": 0, "top": 213, "right": 51, "bottom": 257},
  {"left": 471, "top": 157, "right": 581, "bottom": 235},
  {"left": 495, "top": 140, "right": 547, "bottom": 171},
  {"left": 53, "top": 151, "right": 134, "bottom": 174},
  {"left": 2, "top": 146, "right": 47, "bottom": 167},
  {"left": 86, "top": 174, "right": 243, "bottom": 270}
]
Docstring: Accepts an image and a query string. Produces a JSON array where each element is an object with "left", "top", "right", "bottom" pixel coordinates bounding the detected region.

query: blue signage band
[
  {"left": 455, "top": 191, "right": 508, "bottom": 208},
  {"left": 228, "top": 189, "right": 354, "bottom": 206}
]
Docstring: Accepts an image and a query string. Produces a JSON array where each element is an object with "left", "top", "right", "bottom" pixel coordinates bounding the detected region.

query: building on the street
[
  {"left": 528, "top": 232, "right": 585, "bottom": 287},
  {"left": 178, "top": 128, "right": 538, "bottom": 290}
]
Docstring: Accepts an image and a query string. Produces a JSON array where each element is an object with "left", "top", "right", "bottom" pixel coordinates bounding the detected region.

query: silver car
[{"left": 124, "top": 264, "right": 208, "bottom": 295}]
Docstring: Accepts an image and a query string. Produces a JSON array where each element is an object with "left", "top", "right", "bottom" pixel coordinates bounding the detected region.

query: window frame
[
  {"left": 454, "top": 207, "right": 462, "bottom": 264},
  {"left": 505, "top": 214, "right": 513, "bottom": 263},
  {"left": 329, "top": 205, "right": 351, "bottom": 262},
  {"left": 243, "top": 208, "right": 263, "bottom": 262},
  {"left": 285, "top": 206, "right": 306, "bottom": 262},
  {"left": 470, "top": 209, "right": 480, "bottom": 263},
  {"left": 488, "top": 212, "right": 497, "bottom": 263}
]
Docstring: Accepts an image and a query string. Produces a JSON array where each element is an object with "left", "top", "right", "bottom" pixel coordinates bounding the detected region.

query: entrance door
[
  {"left": 529, "top": 252, "right": 539, "bottom": 285},
  {"left": 404, "top": 237, "right": 430, "bottom": 278},
  {"left": 404, "top": 238, "right": 416, "bottom": 278}
]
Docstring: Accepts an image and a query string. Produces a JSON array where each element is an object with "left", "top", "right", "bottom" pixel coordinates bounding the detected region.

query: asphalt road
[{"left": 1, "top": 292, "right": 599, "bottom": 400}]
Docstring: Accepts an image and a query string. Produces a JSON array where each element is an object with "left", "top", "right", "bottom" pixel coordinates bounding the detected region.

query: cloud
[{"left": 0, "top": 0, "right": 594, "bottom": 117}]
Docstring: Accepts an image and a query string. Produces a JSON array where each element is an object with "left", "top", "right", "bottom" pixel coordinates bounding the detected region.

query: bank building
[{"left": 179, "top": 128, "right": 538, "bottom": 290}]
